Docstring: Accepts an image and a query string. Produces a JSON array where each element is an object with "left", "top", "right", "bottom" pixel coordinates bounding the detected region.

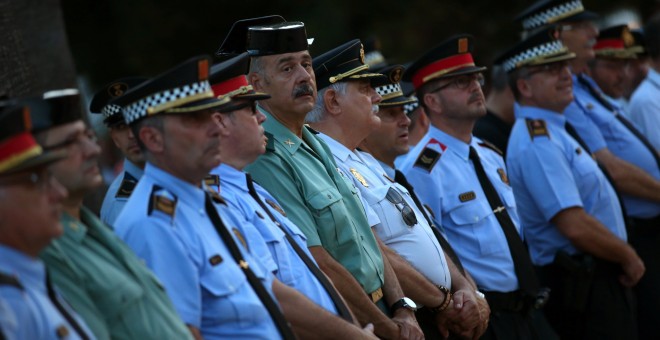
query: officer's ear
[
  {"left": 248, "top": 72, "right": 263, "bottom": 92},
  {"left": 216, "top": 112, "right": 232, "bottom": 136},
  {"left": 517, "top": 77, "right": 533, "bottom": 100},
  {"left": 139, "top": 122, "right": 165, "bottom": 154},
  {"left": 423, "top": 91, "right": 442, "bottom": 115},
  {"left": 323, "top": 86, "right": 342, "bottom": 116}
]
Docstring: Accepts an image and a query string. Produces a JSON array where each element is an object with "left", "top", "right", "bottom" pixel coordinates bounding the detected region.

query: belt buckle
[{"left": 370, "top": 287, "right": 383, "bottom": 303}]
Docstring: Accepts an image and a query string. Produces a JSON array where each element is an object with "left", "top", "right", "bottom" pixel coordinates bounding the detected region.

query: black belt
[
  {"left": 630, "top": 214, "right": 660, "bottom": 234},
  {"left": 484, "top": 289, "right": 549, "bottom": 313}
]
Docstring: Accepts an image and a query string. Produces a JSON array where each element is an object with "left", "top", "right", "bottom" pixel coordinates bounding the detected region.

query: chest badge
[
  {"left": 284, "top": 139, "right": 295, "bottom": 148},
  {"left": 459, "top": 191, "right": 476, "bottom": 202},
  {"left": 266, "top": 198, "right": 287, "bottom": 216},
  {"left": 350, "top": 168, "right": 369, "bottom": 187},
  {"left": 232, "top": 227, "right": 249, "bottom": 251},
  {"left": 497, "top": 168, "right": 509, "bottom": 185}
]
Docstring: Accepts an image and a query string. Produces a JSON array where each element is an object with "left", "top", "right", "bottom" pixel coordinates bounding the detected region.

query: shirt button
[{"left": 327, "top": 194, "right": 332, "bottom": 199}]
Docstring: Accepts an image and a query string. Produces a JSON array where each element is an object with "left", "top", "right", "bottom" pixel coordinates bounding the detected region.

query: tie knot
[{"left": 469, "top": 146, "right": 479, "bottom": 161}]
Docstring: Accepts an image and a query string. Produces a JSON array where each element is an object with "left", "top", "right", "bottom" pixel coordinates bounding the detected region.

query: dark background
[{"left": 60, "top": 0, "right": 660, "bottom": 89}]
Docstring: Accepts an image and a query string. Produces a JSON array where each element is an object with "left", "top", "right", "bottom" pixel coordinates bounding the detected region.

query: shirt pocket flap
[
  {"left": 447, "top": 196, "right": 492, "bottom": 226},
  {"left": 199, "top": 261, "right": 245, "bottom": 297},
  {"left": 307, "top": 188, "right": 341, "bottom": 211}
]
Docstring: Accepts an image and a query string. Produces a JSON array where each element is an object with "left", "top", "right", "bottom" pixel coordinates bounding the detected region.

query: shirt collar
[
  {"left": 145, "top": 162, "right": 207, "bottom": 209},
  {"left": 259, "top": 105, "right": 303, "bottom": 154},
  {"left": 0, "top": 244, "right": 46, "bottom": 290},
  {"left": 214, "top": 163, "right": 248, "bottom": 193},
  {"left": 427, "top": 125, "right": 471, "bottom": 161},
  {"left": 61, "top": 211, "right": 88, "bottom": 243},
  {"left": 648, "top": 68, "right": 660, "bottom": 88},
  {"left": 514, "top": 104, "right": 566, "bottom": 127},
  {"left": 124, "top": 159, "right": 144, "bottom": 180},
  {"left": 377, "top": 159, "right": 396, "bottom": 179},
  {"left": 317, "top": 133, "right": 360, "bottom": 163}
]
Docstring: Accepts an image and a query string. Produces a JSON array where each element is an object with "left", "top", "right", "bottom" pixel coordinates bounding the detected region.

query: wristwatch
[{"left": 390, "top": 297, "right": 418, "bottom": 314}]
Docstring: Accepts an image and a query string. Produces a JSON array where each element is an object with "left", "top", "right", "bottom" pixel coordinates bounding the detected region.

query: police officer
[
  {"left": 0, "top": 100, "right": 93, "bottom": 340},
  {"left": 216, "top": 16, "right": 421, "bottom": 339},
  {"left": 503, "top": 27, "right": 643, "bottom": 339},
  {"left": 207, "top": 52, "right": 380, "bottom": 338},
  {"left": 29, "top": 89, "right": 192, "bottom": 340},
  {"left": 517, "top": 3, "right": 660, "bottom": 337},
  {"left": 90, "top": 77, "right": 147, "bottom": 226},
  {"left": 399, "top": 34, "right": 557, "bottom": 339}
]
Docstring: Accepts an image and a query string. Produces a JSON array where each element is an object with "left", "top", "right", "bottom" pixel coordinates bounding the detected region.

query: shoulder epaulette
[
  {"left": 115, "top": 172, "right": 138, "bottom": 198},
  {"left": 477, "top": 140, "right": 503, "bottom": 156},
  {"left": 414, "top": 147, "right": 441, "bottom": 172},
  {"left": 207, "top": 189, "right": 226, "bottom": 205},
  {"left": 265, "top": 131, "right": 275, "bottom": 152},
  {"left": 148, "top": 185, "right": 177, "bottom": 219},
  {"left": 204, "top": 174, "right": 220, "bottom": 191},
  {"left": 525, "top": 119, "right": 550, "bottom": 139},
  {"left": 0, "top": 273, "right": 23, "bottom": 290},
  {"left": 304, "top": 124, "right": 320, "bottom": 134}
]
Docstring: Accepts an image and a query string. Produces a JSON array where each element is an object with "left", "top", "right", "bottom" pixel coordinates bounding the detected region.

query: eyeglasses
[
  {"left": 385, "top": 187, "right": 418, "bottom": 227},
  {"left": 0, "top": 167, "right": 57, "bottom": 192},
  {"left": 43, "top": 128, "right": 98, "bottom": 151},
  {"left": 430, "top": 73, "right": 485, "bottom": 93},
  {"left": 527, "top": 61, "right": 570, "bottom": 77}
]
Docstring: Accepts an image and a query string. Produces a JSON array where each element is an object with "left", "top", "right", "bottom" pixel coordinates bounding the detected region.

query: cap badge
[
  {"left": 622, "top": 27, "right": 634, "bottom": 47},
  {"left": 390, "top": 66, "right": 403, "bottom": 84},
  {"left": 108, "top": 82, "right": 128, "bottom": 97},
  {"left": 458, "top": 38, "right": 468, "bottom": 54},
  {"left": 359, "top": 44, "right": 366, "bottom": 64},
  {"left": 198, "top": 59, "right": 209, "bottom": 80}
]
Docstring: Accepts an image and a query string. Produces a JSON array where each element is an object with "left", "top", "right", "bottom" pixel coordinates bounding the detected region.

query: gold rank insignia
[
  {"left": 232, "top": 228, "right": 249, "bottom": 251},
  {"left": 284, "top": 139, "right": 295, "bottom": 147},
  {"left": 266, "top": 198, "right": 287, "bottom": 216},
  {"left": 414, "top": 148, "right": 441, "bottom": 172},
  {"left": 115, "top": 178, "right": 137, "bottom": 198},
  {"left": 497, "top": 168, "right": 509, "bottom": 185},
  {"left": 350, "top": 168, "right": 369, "bottom": 187},
  {"left": 458, "top": 38, "right": 469, "bottom": 53},
  {"left": 204, "top": 174, "right": 220, "bottom": 190},
  {"left": 525, "top": 119, "right": 549, "bottom": 139},
  {"left": 459, "top": 191, "right": 476, "bottom": 202},
  {"left": 208, "top": 254, "right": 223, "bottom": 266},
  {"left": 382, "top": 173, "right": 395, "bottom": 183},
  {"left": 149, "top": 190, "right": 177, "bottom": 218},
  {"left": 359, "top": 43, "right": 366, "bottom": 64}
]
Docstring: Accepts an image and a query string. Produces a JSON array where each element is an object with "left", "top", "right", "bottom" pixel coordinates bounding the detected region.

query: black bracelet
[{"left": 429, "top": 285, "right": 452, "bottom": 314}]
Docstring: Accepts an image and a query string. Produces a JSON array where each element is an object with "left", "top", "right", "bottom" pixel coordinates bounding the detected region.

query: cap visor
[
  {"left": 379, "top": 96, "right": 418, "bottom": 108},
  {"left": 162, "top": 97, "right": 232, "bottom": 114},
  {"left": 2, "top": 149, "right": 67, "bottom": 175}
]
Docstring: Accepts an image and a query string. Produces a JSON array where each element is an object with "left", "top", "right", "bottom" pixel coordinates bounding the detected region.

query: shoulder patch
[
  {"left": 148, "top": 185, "right": 177, "bottom": 219},
  {"left": 115, "top": 172, "right": 138, "bottom": 198},
  {"left": 0, "top": 273, "right": 23, "bottom": 290},
  {"left": 477, "top": 140, "right": 503, "bottom": 156},
  {"left": 525, "top": 119, "right": 550, "bottom": 139},
  {"left": 414, "top": 148, "right": 441, "bottom": 172},
  {"left": 265, "top": 131, "right": 276, "bottom": 152},
  {"left": 204, "top": 174, "right": 220, "bottom": 192}
]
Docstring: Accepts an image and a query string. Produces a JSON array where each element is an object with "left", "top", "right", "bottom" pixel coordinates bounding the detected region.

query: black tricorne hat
[
  {"left": 246, "top": 21, "right": 313, "bottom": 57},
  {"left": 215, "top": 15, "right": 286, "bottom": 60},
  {"left": 495, "top": 27, "right": 576, "bottom": 73},
  {"left": 402, "top": 34, "right": 487, "bottom": 90},
  {"left": 111, "top": 55, "right": 232, "bottom": 125},
  {"left": 89, "top": 77, "right": 148, "bottom": 127},
  {"left": 515, "top": 0, "right": 598, "bottom": 32},
  {"left": 313, "top": 39, "right": 385, "bottom": 91},
  {"left": 209, "top": 53, "right": 271, "bottom": 106}
]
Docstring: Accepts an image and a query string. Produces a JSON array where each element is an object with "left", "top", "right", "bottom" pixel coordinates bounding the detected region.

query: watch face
[{"left": 403, "top": 297, "right": 417, "bottom": 309}]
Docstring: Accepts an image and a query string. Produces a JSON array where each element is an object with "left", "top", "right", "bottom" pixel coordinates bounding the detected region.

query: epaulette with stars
[
  {"left": 477, "top": 140, "right": 503, "bottom": 156},
  {"left": 115, "top": 172, "right": 138, "bottom": 199},
  {"left": 148, "top": 185, "right": 177, "bottom": 221},
  {"left": 525, "top": 119, "right": 550, "bottom": 140}
]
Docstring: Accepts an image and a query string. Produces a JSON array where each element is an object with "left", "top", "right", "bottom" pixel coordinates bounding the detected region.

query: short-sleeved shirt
[
  {"left": 245, "top": 107, "right": 385, "bottom": 295},
  {"left": 100, "top": 160, "right": 143, "bottom": 227},
  {"left": 399, "top": 125, "right": 520, "bottom": 292},
  {"left": 39, "top": 206, "right": 190, "bottom": 340},
  {"left": 319, "top": 134, "right": 451, "bottom": 288},
  {"left": 565, "top": 73, "right": 660, "bottom": 219},
  {"left": 1, "top": 245, "right": 93, "bottom": 340},
  {"left": 629, "top": 69, "right": 660, "bottom": 151},
  {"left": 114, "top": 163, "right": 279, "bottom": 339},
  {"left": 211, "top": 163, "right": 338, "bottom": 315},
  {"left": 506, "top": 106, "right": 627, "bottom": 266}
]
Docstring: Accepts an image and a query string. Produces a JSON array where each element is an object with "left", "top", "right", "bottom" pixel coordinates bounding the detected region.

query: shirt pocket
[
  {"left": 445, "top": 194, "right": 506, "bottom": 255},
  {"left": 89, "top": 273, "right": 144, "bottom": 322},
  {"left": 307, "top": 187, "right": 344, "bottom": 248},
  {"left": 369, "top": 186, "right": 411, "bottom": 241},
  {"left": 199, "top": 261, "right": 258, "bottom": 328},
  {"left": 571, "top": 153, "right": 600, "bottom": 199},
  {"left": 254, "top": 220, "right": 297, "bottom": 285}
]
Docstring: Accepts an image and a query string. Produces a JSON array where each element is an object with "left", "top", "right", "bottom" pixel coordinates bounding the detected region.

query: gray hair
[{"left": 306, "top": 82, "right": 348, "bottom": 123}]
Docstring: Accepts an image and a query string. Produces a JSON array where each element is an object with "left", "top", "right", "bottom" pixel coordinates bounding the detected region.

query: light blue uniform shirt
[
  {"left": 114, "top": 163, "right": 280, "bottom": 340},
  {"left": 211, "top": 163, "right": 339, "bottom": 315},
  {"left": 506, "top": 106, "right": 627, "bottom": 266},
  {"left": 100, "top": 160, "right": 144, "bottom": 227},
  {"left": 319, "top": 134, "right": 451, "bottom": 289},
  {"left": 630, "top": 68, "right": 660, "bottom": 151},
  {"left": 0, "top": 245, "right": 93, "bottom": 340},
  {"left": 399, "top": 125, "right": 519, "bottom": 292},
  {"left": 565, "top": 73, "right": 660, "bottom": 219}
]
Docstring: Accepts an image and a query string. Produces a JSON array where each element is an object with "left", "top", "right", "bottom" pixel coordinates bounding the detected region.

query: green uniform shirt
[
  {"left": 246, "top": 108, "right": 385, "bottom": 294},
  {"left": 39, "top": 207, "right": 192, "bottom": 340}
]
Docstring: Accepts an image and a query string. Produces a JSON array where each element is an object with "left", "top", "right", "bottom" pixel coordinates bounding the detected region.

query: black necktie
[
  {"left": 565, "top": 122, "right": 592, "bottom": 155},
  {"left": 45, "top": 271, "right": 91, "bottom": 340},
  {"left": 577, "top": 75, "right": 660, "bottom": 169},
  {"left": 203, "top": 193, "right": 296, "bottom": 340},
  {"left": 393, "top": 169, "right": 466, "bottom": 276},
  {"left": 469, "top": 147, "right": 540, "bottom": 294},
  {"left": 245, "top": 174, "right": 355, "bottom": 323}
]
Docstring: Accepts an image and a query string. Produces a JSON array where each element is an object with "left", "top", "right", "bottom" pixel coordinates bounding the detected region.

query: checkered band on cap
[
  {"left": 502, "top": 40, "right": 566, "bottom": 72},
  {"left": 522, "top": 0, "right": 584, "bottom": 30},
  {"left": 101, "top": 104, "right": 122, "bottom": 119},
  {"left": 403, "top": 96, "right": 419, "bottom": 115},
  {"left": 122, "top": 81, "right": 213, "bottom": 124},
  {"left": 376, "top": 83, "right": 404, "bottom": 101}
]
